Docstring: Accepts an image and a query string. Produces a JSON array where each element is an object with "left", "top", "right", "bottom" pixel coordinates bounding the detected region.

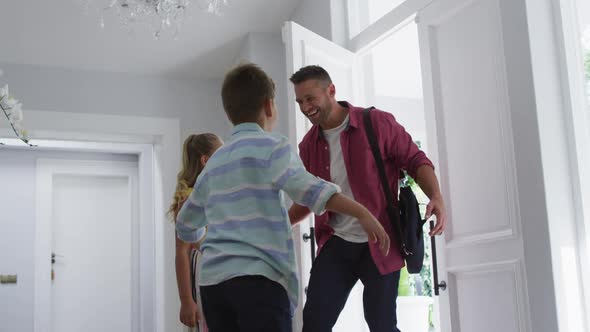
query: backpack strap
[{"left": 363, "top": 107, "right": 411, "bottom": 257}]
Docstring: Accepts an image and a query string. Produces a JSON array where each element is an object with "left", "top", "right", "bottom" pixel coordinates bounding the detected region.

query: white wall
[
  {"left": 289, "top": 0, "right": 348, "bottom": 47},
  {"left": 0, "top": 63, "right": 229, "bottom": 141},
  {"left": 234, "top": 36, "right": 254, "bottom": 66},
  {"left": 0, "top": 149, "right": 137, "bottom": 332},
  {"left": 290, "top": 0, "right": 333, "bottom": 42},
  {"left": 233, "top": 33, "right": 290, "bottom": 137}
]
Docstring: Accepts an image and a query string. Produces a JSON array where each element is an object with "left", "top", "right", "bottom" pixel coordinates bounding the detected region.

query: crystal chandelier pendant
[
  {"left": 196, "top": 0, "right": 228, "bottom": 15},
  {"left": 95, "top": 0, "right": 228, "bottom": 39}
]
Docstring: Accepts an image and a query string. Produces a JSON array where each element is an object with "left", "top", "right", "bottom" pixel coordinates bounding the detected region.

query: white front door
[
  {"left": 282, "top": 21, "right": 368, "bottom": 332},
  {"left": 417, "top": 0, "right": 531, "bottom": 330},
  {"left": 37, "top": 159, "right": 139, "bottom": 332}
]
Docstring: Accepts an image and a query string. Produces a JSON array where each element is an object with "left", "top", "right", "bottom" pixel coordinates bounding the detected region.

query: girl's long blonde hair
[{"left": 168, "top": 133, "right": 222, "bottom": 221}]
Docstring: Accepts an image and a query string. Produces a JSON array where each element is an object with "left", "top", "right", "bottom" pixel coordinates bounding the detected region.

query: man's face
[{"left": 294, "top": 79, "right": 333, "bottom": 127}]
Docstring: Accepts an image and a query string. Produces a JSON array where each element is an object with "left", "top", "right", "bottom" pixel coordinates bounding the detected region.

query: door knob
[{"left": 436, "top": 280, "right": 447, "bottom": 292}]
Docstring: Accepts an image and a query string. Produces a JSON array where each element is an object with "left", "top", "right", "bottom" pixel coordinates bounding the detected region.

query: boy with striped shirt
[{"left": 176, "top": 63, "right": 389, "bottom": 332}]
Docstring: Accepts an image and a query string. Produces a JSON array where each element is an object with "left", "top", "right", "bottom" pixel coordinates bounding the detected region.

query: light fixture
[
  {"left": 94, "top": 0, "right": 229, "bottom": 39},
  {"left": 0, "top": 84, "right": 33, "bottom": 146}
]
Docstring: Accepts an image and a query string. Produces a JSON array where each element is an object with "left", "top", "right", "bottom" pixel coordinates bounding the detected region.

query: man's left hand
[{"left": 425, "top": 195, "right": 447, "bottom": 236}]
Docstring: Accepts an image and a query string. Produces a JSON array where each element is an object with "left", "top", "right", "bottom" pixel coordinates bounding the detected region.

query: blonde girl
[{"left": 168, "top": 133, "right": 223, "bottom": 330}]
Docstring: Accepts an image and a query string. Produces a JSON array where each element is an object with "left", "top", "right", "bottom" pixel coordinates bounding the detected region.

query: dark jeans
[
  {"left": 200, "top": 275, "right": 292, "bottom": 332},
  {"left": 303, "top": 236, "right": 401, "bottom": 332}
]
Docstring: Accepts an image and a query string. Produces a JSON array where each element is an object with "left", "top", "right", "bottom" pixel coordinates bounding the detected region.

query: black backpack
[{"left": 363, "top": 107, "right": 425, "bottom": 274}]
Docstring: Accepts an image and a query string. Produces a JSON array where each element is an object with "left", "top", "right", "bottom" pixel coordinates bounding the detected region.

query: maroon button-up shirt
[{"left": 298, "top": 102, "right": 434, "bottom": 274}]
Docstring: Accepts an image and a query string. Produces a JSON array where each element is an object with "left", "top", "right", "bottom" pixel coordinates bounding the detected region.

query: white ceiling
[{"left": 0, "top": 0, "right": 301, "bottom": 78}]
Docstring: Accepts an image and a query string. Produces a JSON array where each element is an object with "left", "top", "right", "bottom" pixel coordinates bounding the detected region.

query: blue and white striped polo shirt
[{"left": 176, "top": 123, "right": 340, "bottom": 313}]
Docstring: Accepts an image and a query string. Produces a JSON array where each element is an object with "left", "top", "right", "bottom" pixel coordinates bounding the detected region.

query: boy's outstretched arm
[
  {"left": 288, "top": 203, "right": 310, "bottom": 226},
  {"left": 324, "top": 193, "right": 390, "bottom": 256},
  {"left": 288, "top": 195, "right": 389, "bottom": 255},
  {"left": 273, "top": 138, "right": 389, "bottom": 256}
]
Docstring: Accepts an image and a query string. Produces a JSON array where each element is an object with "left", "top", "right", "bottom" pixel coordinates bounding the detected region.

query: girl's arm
[
  {"left": 174, "top": 200, "right": 200, "bottom": 327},
  {"left": 175, "top": 235, "right": 196, "bottom": 302}
]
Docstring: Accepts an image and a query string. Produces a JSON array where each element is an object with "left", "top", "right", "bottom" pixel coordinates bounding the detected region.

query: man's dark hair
[
  {"left": 289, "top": 65, "right": 332, "bottom": 86},
  {"left": 221, "top": 63, "right": 276, "bottom": 125}
]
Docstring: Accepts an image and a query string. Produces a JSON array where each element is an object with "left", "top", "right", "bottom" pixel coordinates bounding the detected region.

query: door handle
[
  {"left": 430, "top": 220, "right": 447, "bottom": 295},
  {"left": 51, "top": 252, "right": 63, "bottom": 264},
  {"left": 302, "top": 227, "right": 316, "bottom": 262}
]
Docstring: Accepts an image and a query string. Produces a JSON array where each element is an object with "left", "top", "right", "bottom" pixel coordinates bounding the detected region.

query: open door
[
  {"left": 282, "top": 21, "right": 367, "bottom": 331},
  {"left": 417, "top": 0, "right": 531, "bottom": 331}
]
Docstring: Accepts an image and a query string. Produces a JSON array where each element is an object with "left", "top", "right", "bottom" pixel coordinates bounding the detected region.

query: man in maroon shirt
[{"left": 288, "top": 65, "right": 447, "bottom": 332}]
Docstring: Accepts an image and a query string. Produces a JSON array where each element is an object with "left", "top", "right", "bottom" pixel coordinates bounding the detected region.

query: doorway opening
[{"left": 358, "top": 18, "right": 436, "bottom": 332}]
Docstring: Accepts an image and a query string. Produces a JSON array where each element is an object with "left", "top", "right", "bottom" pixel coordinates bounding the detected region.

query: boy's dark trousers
[
  {"left": 302, "top": 236, "right": 402, "bottom": 332},
  {"left": 200, "top": 275, "right": 292, "bottom": 332}
]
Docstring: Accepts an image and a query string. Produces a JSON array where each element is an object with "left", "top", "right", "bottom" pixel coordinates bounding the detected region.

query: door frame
[
  {"left": 551, "top": 0, "right": 590, "bottom": 327},
  {"left": 36, "top": 158, "right": 140, "bottom": 331},
  {"left": 0, "top": 109, "right": 180, "bottom": 332},
  {"left": 347, "top": 0, "right": 434, "bottom": 53}
]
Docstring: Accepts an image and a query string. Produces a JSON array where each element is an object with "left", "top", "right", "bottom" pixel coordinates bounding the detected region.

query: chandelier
[
  {"left": 96, "top": 0, "right": 229, "bottom": 39},
  {"left": 0, "top": 83, "right": 33, "bottom": 146}
]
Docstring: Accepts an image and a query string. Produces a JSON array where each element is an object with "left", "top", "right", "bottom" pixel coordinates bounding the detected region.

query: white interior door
[
  {"left": 282, "top": 21, "right": 367, "bottom": 332},
  {"left": 37, "top": 159, "right": 139, "bottom": 332},
  {"left": 417, "top": 0, "right": 531, "bottom": 331}
]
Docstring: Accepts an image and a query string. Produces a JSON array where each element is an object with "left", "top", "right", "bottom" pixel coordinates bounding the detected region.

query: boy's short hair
[
  {"left": 289, "top": 65, "right": 332, "bottom": 87},
  {"left": 221, "top": 63, "right": 276, "bottom": 125}
]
